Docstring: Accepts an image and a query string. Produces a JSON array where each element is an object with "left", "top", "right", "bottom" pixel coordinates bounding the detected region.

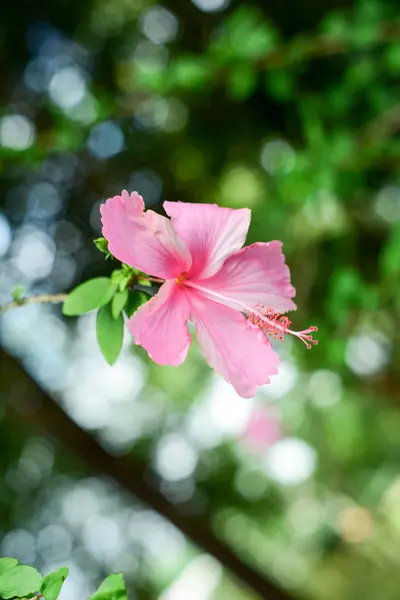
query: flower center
[{"left": 176, "top": 272, "right": 187, "bottom": 285}]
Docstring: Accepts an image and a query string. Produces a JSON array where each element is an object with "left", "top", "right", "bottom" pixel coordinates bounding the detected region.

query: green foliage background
[{"left": 0, "top": 0, "right": 400, "bottom": 598}]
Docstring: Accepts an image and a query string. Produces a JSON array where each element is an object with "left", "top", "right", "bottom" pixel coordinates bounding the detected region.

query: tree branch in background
[
  {"left": 0, "top": 349, "right": 299, "bottom": 600},
  {"left": 253, "top": 20, "right": 400, "bottom": 72}
]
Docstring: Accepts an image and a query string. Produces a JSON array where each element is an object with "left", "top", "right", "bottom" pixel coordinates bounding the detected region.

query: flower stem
[{"left": 0, "top": 293, "right": 68, "bottom": 314}]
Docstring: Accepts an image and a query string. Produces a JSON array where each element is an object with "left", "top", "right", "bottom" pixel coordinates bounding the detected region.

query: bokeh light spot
[
  {"left": 375, "top": 185, "right": 400, "bottom": 223},
  {"left": 28, "top": 182, "right": 62, "bottom": 219},
  {"left": 140, "top": 6, "right": 179, "bottom": 44},
  {"left": 49, "top": 66, "right": 86, "bottom": 109},
  {"left": 191, "top": 0, "right": 230, "bottom": 13},
  {"left": 0, "top": 213, "right": 12, "bottom": 257},
  {"left": 346, "top": 333, "right": 390, "bottom": 377},
  {"left": 260, "top": 139, "right": 296, "bottom": 175},
  {"left": 156, "top": 434, "right": 198, "bottom": 481},
  {"left": 11, "top": 227, "right": 55, "bottom": 280},
  {"left": 264, "top": 438, "right": 317, "bottom": 485},
  {"left": 219, "top": 166, "right": 264, "bottom": 208},
  {"left": 88, "top": 121, "right": 124, "bottom": 159},
  {"left": 0, "top": 115, "right": 35, "bottom": 150}
]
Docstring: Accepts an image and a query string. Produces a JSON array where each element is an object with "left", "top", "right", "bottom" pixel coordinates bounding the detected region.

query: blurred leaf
[
  {"left": 386, "top": 43, "right": 400, "bottom": 75},
  {"left": 112, "top": 289, "right": 129, "bottom": 318},
  {"left": 96, "top": 304, "right": 124, "bottom": 365},
  {"left": 227, "top": 65, "right": 257, "bottom": 101},
  {"left": 0, "top": 559, "right": 18, "bottom": 576},
  {"left": 327, "top": 267, "right": 363, "bottom": 322},
  {"left": 212, "top": 7, "right": 278, "bottom": 60},
  {"left": 171, "top": 57, "right": 212, "bottom": 90},
  {"left": 124, "top": 291, "right": 148, "bottom": 318},
  {"left": 265, "top": 69, "right": 294, "bottom": 101},
  {"left": 361, "top": 285, "right": 380, "bottom": 311},
  {"left": 320, "top": 12, "right": 351, "bottom": 37},
  {"left": 63, "top": 278, "right": 116, "bottom": 316},
  {"left": 326, "top": 401, "right": 364, "bottom": 461},
  {"left": 0, "top": 565, "right": 41, "bottom": 599},
  {"left": 41, "top": 567, "right": 69, "bottom": 600},
  {"left": 380, "top": 225, "right": 400, "bottom": 275},
  {"left": 352, "top": 23, "right": 380, "bottom": 47},
  {"left": 89, "top": 573, "right": 127, "bottom": 600}
]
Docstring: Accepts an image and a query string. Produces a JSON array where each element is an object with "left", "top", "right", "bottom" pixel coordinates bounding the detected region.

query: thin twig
[
  {"left": 0, "top": 280, "right": 163, "bottom": 314},
  {"left": 0, "top": 293, "right": 68, "bottom": 314}
]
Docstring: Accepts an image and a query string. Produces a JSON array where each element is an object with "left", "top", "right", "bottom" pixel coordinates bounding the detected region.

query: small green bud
[
  {"left": 122, "top": 263, "right": 140, "bottom": 275},
  {"left": 11, "top": 286, "right": 25, "bottom": 303},
  {"left": 111, "top": 268, "right": 132, "bottom": 292},
  {"left": 94, "top": 237, "right": 109, "bottom": 253}
]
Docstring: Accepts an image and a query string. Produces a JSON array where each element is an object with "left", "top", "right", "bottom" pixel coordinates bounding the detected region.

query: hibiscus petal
[
  {"left": 192, "top": 241, "right": 296, "bottom": 313},
  {"left": 101, "top": 190, "right": 191, "bottom": 279},
  {"left": 128, "top": 280, "right": 191, "bottom": 366},
  {"left": 164, "top": 201, "right": 250, "bottom": 279},
  {"left": 189, "top": 291, "right": 279, "bottom": 398}
]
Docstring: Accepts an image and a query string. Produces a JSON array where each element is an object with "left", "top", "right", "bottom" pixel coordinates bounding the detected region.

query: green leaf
[
  {"left": 96, "top": 304, "right": 124, "bottom": 365},
  {"left": 0, "top": 559, "right": 18, "bottom": 576},
  {"left": 94, "top": 237, "right": 113, "bottom": 259},
  {"left": 265, "top": 69, "right": 294, "bottom": 102},
  {"left": 94, "top": 237, "right": 109, "bottom": 253},
  {"left": 0, "top": 565, "right": 42, "bottom": 599},
  {"left": 111, "top": 268, "right": 132, "bottom": 292},
  {"left": 171, "top": 57, "right": 211, "bottom": 90},
  {"left": 40, "top": 567, "right": 69, "bottom": 600},
  {"left": 380, "top": 226, "right": 400, "bottom": 276},
  {"left": 90, "top": 574, "right": 127, "bottom": 600},
  {"left": 112, "top": 289, "right": 129, "bottom": 318},
  {"left": 227, "top": 66, "right": 257, "bottom": 101},
  {"left": 124, "top": 291, "right": 149, "bottom": 318},
  {"left": 213, "top": 7, "right": 278, "bottom": 60},
  {"left": 63, "top": 278, "right": 117, "bottom": 316},
  {"left": 11, "top": 286, "right": 25, "bottom": 303}
]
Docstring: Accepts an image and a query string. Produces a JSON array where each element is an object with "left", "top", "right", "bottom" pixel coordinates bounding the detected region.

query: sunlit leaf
[
  {"left": 112, "top": 289, "right": 129, "bottom": 318},
  {"left": 96, "top": 304, "right": 124, "bottom": 365},
  {"left": 0, "top": 565, "right": 42, "bottom": 599},
  {"left": 0, "top": 559, "right": 18, "bottom": 577},
  {"left": 41, "top": 567, "right": 69, "bottom": 600},
  {"left": 89, "top": 573, "right": 127, "bottom": 600},
  {"left": 94, "top": 237, "right": 109, "bottom": 253},
  {"left": 63, "top": 278, "right": 116, "bottom": 316}
]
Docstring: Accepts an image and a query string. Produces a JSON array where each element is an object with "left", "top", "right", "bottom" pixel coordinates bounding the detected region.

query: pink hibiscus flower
[{"left": 100, "top": 190, "right": 317, "bottom": 398}]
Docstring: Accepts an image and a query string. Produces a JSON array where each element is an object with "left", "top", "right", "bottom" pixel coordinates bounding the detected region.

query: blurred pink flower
[
  {"left": 101, "top": 190, "right": 317, "bottom": 398},
  {"left": 243, "top": 408, "right": 281, "bottom": 451}
]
